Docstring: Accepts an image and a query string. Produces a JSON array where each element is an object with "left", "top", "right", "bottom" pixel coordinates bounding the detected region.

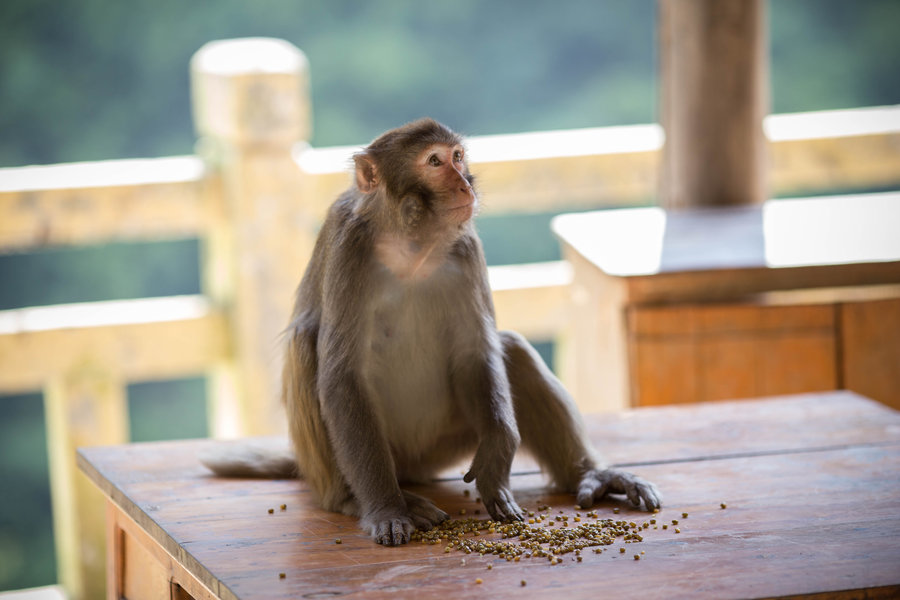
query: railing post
[
  {"left": 191, "top": 38, "right": 314, "bottom": 436},
  {"left": 659, "top": 0, "right": 769, "bottom": 208},
  {"left": 45, "top": 362, "right": 127, "bottom": 600}
]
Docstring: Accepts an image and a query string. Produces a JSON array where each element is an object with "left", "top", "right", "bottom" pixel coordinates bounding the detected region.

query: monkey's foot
[
  {"left": 576, "top": 468, "right": 662, "bottom": 511},
  {"left": 360, "top": 509, "right": 417, "bottom": 546},
  {"left": 403, "top": 490, "right": 449, "bottom": 530}
]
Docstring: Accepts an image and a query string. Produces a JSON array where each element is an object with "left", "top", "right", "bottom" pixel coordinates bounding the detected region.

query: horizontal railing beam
[
  {"left": 0, "top": 295, "right": 229, "bottom": 393},
  {"left": 0, "top": 156, "right": 217, "bottom": 249},
  {"left": 1, "top": 106, "right": 897, "bottom": 253},
  {"left": 489, "top": 261, "right": 573, "bottom": 340}
]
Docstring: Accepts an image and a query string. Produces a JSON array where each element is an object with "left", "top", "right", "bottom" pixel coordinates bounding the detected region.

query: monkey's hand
[
  {"left": 463, "top": 460, "right": 524, "bottom": 522},
  {"left": 576, "top": 468, "right": 662, "bottom": 511}
]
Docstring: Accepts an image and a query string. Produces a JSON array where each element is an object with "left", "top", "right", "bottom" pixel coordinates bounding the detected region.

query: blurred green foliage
[
  {"left": 0, "top": 239, "right": 200, "bottom": 310},
  {"left": 1, "top": 0, "right": 898, "bottom": 592},
  {"left": 0, "top": 394, "right": 56, "bottom": 590},
  {"left": 1, "top": 0, "right": 895, "bottom": 168}
]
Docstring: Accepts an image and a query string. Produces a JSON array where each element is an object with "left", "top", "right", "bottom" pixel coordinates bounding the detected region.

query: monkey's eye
[
  {"left": 453, "top": 150, "right": 463, "bottom": 162},
  {"left": 428, "top": 154, "right": 442, "bottom": 167}
]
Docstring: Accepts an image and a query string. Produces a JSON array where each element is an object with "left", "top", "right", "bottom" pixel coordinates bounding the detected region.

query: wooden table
[{"left": 79, "top": 390, "right": 900, "bottom": 600}]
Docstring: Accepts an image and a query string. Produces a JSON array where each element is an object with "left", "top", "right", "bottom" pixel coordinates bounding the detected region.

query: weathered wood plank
[{"left": 78, "top": 392, "right": 900, "bottom": 600}]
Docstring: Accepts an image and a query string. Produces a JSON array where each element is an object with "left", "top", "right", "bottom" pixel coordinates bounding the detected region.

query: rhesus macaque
[{"left": 202, "top": 119, "right": 660, "bottom": 545}]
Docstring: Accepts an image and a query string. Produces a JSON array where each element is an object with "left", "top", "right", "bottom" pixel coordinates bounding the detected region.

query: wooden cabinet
[
  {"left": 553, "top": 195, "right": 900, "bottom": 412},
  {"left": 629, "top": 303, "right": 839, "bottom": 406}
]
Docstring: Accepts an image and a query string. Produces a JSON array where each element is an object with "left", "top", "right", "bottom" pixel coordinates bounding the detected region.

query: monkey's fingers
[
  {"left": 576, "top": 469, "right": 662, "bottom": 512},
  {"left": 483, "top": 487, "right": 525, "bottom": 522}
]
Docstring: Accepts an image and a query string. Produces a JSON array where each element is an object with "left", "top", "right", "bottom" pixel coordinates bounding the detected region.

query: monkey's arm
[
  {"left": 456, "top": 342, "right": 524, "bottom": 522},
  {"left": 448, "top": 236, "right": 525, "bottom": 521}
]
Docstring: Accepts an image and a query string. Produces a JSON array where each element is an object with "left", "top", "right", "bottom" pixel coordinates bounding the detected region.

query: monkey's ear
[{"left": 354, "top": 153, "right": 378, "bottom": 193}]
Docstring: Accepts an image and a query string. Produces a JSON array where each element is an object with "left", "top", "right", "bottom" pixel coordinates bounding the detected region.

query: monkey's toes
[{"left": 369, "top": 516, "right": 415, "bottom": 546}]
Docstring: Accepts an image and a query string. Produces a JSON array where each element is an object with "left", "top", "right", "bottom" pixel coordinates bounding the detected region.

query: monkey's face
[{"left": 416, "top": 143, "right": 477, "bottom": 226}]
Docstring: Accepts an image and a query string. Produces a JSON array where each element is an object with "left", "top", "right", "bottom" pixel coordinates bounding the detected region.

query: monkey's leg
[
  {"left": 499, "top": 331, "right": 661, "bottom": 511},
  {"left": 402, "top": 490, "right": 449, "bottom": 530}
]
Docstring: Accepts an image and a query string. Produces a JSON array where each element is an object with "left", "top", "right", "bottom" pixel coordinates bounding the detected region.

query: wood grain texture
[
  {"left": 842, "top": 298, "right": 900, "bottom": 410},
  {"left": 629, "top": 303, "right": 838, "bottom": 405},
  {"left": 659, "top": 0, "right": 768, "bottom": 209},
  {"left": 79, "top": 391, "right": 900, "bottom": 600}
]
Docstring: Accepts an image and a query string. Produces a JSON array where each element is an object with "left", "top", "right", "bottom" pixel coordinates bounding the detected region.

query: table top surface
[
  {"left": 79, "top": 390, "right": 900, "bottom": 600},
  {"left": 551, "top": 192, "right": 900, "bottom": 278}
]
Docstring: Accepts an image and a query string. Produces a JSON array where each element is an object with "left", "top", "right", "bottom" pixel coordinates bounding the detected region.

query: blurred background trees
[{"left": 1, "top": 0, "right": 898, "bottom": 591}]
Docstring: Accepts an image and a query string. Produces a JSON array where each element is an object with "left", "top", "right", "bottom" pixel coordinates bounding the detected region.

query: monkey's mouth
[
  {"left": 444, "top": 201, "right": 476, "bottom": 222},
  {"left": 444, "top": 198, "right": 476, "bottom": 213}
]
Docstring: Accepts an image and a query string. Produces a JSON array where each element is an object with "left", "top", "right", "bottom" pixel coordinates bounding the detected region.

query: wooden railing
[{"left": 1, "top": 37, "right": 899, "bottom": 599}]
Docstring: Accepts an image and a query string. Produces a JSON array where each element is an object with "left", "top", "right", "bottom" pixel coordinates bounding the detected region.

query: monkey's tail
[{"left": 199, "top": 438, "right": 299, "bottom": 479}]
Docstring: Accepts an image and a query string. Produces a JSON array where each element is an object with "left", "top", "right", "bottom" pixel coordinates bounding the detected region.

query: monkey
[{"left": 201, "top": 118, "right": 661, "bottom": 545}]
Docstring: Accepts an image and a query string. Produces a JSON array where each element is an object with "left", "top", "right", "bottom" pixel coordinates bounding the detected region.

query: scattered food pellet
[
  {"left": 634, "top": 554, "right": 640, "bottom": 561},
  {"left": 521, "top": 580, "right": 527, "bottom": 587},
  {"left": 279, "top": 572, "right": 286, "bottom": 579},
  {"left": 613, "top": 508, "right": 620, "bottom": 514},
  {"left": 280, "top": 504, "right": 287, "bottom": 511},
  {"left": 682, "top": 512, "right": 689, "bottom": 518},
  {"left": 335, "top": 538, "right": 342, "bottom": 544},
  {"left": 721, "top": 503, "right": 728, "bottom": 509},
  {"left": 267, "top": 508, "right": 274, "bottom": 514},
  {"left": 408, "top": 505, "right": 706, "bottom": 567},
  {"left": 475, "top": 578, "right": 483, "bottom": 584}
]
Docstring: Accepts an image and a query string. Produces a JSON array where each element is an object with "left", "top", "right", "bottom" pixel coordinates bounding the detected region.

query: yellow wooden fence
[{"left": 1, "top": 37, "right": 899, "bottom": 599}]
